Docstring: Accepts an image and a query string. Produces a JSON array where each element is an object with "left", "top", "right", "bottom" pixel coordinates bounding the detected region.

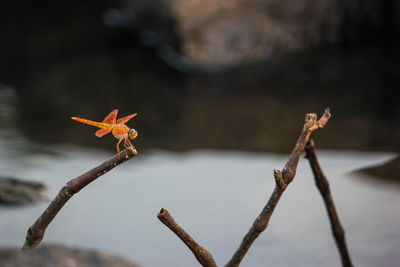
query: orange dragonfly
[{"left": 71, "top": 109, "right": 138, "bottom": 156}]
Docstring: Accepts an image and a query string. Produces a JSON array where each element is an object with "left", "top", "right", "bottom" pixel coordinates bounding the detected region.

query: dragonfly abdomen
[{"left": 71, "top": 117, "right": 110, "bottom": 129}]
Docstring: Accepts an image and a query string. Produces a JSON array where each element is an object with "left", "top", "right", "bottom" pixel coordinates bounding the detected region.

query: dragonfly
[{"left": 71, "top": 109, "right": 138, "bottom": 156}]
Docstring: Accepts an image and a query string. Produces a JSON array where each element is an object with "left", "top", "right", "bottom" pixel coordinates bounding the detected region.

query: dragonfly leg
[
  {"left": 124, "top": 137, "right": 136, "bottom": 154},
  {"left": 116, "top": 138, "right": 123, "bottom": 159}
]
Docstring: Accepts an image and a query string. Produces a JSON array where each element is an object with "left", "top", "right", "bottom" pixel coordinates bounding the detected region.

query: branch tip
[
  {"left": 273, "top": 169, "right": 286, "bottom": 190},
  {"left": 325, "top": 107, "right": 331, "bottom": 115},
  {"left": 158, "top": 208, "right": 168, "bottom": 217},
  {"left": 157, "top": 208, "right": 217, "bottom": 267},
  {"left": 317, "top": 108, "right": 332, "bottom": 129},
  {"left": 227, "top": 109, "right": 331, "bottom": 267},
  {"left": 305, "top": 112, "right": 317, "bottom": 122}
]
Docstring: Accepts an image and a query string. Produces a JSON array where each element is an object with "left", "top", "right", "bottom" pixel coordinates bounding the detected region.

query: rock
[
  {"left": 170, "top": 0, "right": 400, "bottom": 67},
  {"left": 0, "top": 244, "right": 140, "bottom": 267},
  {"left": 170, "top": 0, "right": 340, "bottom": 66},
  {"left": 0, "top": 176, "right": 45, "bottom": 205},
  {"left": 358, "top": 156, "right": 400, "bottom": 182}
]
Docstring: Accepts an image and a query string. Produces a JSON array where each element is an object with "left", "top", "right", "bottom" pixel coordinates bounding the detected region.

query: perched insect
[{"left": 71, "top": 109, "right": 138, "bottom": 156}]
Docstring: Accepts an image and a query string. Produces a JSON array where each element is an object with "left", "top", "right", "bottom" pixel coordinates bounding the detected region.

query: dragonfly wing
[
  {"left": 102, "top": 109, "right": 118, "bottom": 124},
  {"left": 117, "top": 113, "right": 137, "bottom": 124},
  {"left": 95, "top": 128, "right": 111, "bottom": 137}
]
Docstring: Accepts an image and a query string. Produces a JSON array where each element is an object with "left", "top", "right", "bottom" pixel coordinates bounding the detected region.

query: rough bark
[
  {"left": 157, "top": 208, "right": 217, "bottom": 267},
  {"left": 23, "top": 148, "right": 138, "bottom": 249},
  {"left": 157, "top": 108, "right": 331, "bottom": 267},
  {"left": 305, "top": 139, "right": 353, "bottom": 267},
  {"left": 225, "top": 108, "right": 331, "bottom": 267}
]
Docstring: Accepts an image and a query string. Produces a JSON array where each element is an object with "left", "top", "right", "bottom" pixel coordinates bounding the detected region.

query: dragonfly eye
[{"left": 128, "top": 129, "right": 138, "bottom": 140}]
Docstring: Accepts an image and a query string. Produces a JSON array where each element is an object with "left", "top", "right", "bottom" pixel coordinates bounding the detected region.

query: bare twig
[
  {"left": 23, "top": 148, "right": 138, "bottom": 249},
  {"left": 157, "top": 208, "right": 217, "bottom": 267},
  {"left": 225, "top": 108, "right": 331, "bottom": 267},
  {"left": 305, "top": 139, "right": 353, "bottom": 267}
]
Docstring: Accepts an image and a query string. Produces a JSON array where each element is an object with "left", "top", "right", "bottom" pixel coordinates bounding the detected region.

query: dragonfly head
[{"left": 128, "top": 129, "right": 138, "bottom": 140}]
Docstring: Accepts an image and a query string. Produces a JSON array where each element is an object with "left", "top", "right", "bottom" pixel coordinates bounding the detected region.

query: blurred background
[
  {"left": 0, "top": 0, "right": 399, "bottom": 266},
  {"left": 0, "top": 0, "right": 399, "bottom": 152}
]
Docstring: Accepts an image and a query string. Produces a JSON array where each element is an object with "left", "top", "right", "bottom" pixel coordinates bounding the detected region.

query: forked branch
[
  {"left": 23, "top": 148, "right": 138, "bottom": 249},
  {"left": 305, "top": 140, "right": 353, "bottom": 267},
  {"left": 225, "top": 108, "right": 331, "bottom": 267},
  {"left": 157, "top": 109, "right": 331, "bottom": 267}
]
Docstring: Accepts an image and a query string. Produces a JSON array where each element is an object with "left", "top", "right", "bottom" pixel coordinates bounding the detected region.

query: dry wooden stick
[
  {"left": 305, "top": 140, "right": 353, "bottom": 267},
  {"left": 157, "top": 208, "right": 218, "bottom": 267},
  {"left": 225, "top": 108, "right": 331, "bottom": 267},
  {"left": 23, "top": 148, "right": 138, "bottom": 249}
]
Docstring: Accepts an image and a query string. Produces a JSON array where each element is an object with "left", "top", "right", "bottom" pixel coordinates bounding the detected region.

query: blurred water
[{"left": 0, "top": 130, "right": 399, "bottom": 267}]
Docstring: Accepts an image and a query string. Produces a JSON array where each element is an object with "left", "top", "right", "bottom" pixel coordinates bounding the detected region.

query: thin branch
[
  {"left": 23, "top": 148, "right": 138, "bottom": 249},
  {"left": 305, "top": 140, "right": 353, "bottom": 267},
  {"left": 225, "top": 108, "right": 331, "bottom": 267},
  {"left": 157, "top": 208, "right": 218, "bottom": 267}
]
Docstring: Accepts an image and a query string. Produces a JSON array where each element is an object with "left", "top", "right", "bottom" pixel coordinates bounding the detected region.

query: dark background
[{"left": 1, "top": 0, "right": 399, "bottom": 153}]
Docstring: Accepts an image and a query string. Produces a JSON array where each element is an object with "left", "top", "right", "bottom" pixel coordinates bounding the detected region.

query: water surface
[{"left": 0, "top": 131, "right": 398, "bottom": 267}]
